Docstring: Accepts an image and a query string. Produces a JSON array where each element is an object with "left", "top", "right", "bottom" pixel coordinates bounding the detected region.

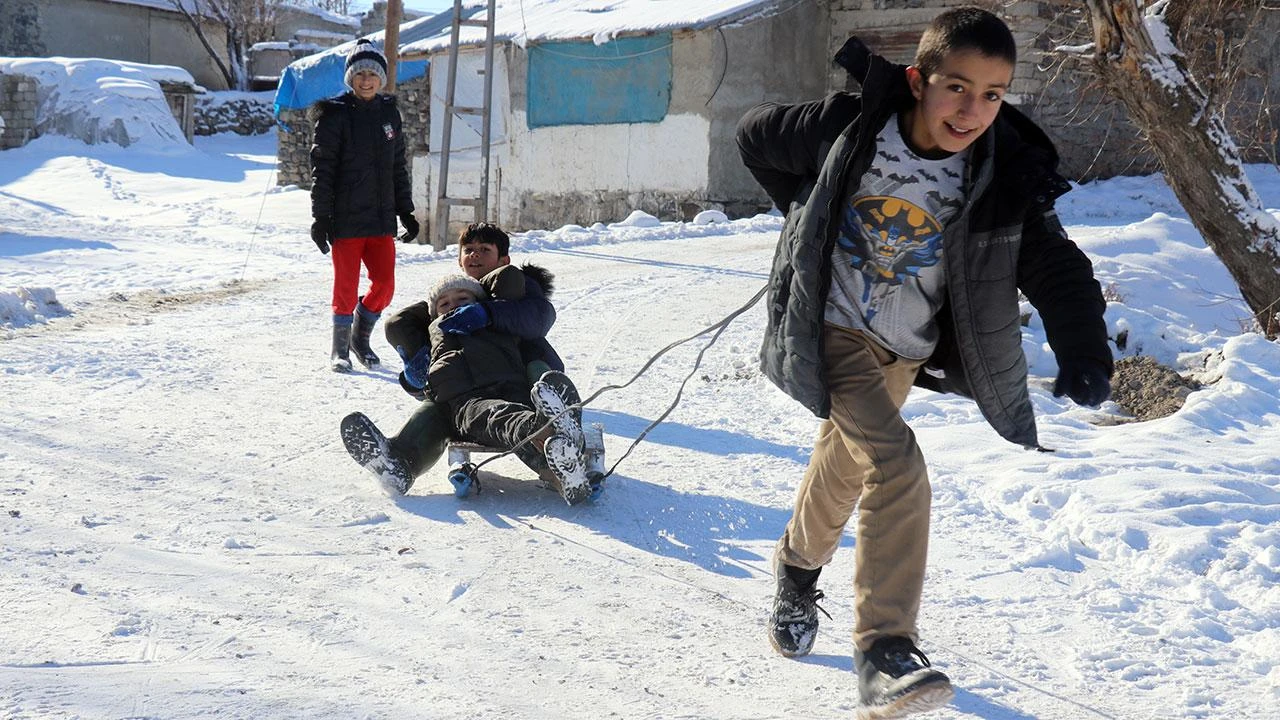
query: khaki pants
[{"left": 776, "top": 325, "right": 931, "bottom": 651}]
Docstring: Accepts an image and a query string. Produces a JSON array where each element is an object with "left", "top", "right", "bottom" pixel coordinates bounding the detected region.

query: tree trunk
[
  {"left": 384, "top": 0, "right": 402, "bottom": 93},
  {"left": 168, "top": 1, "right": 236, "bottom": 90},
  {"left": 1084, "top": 0, "right": 1280, "bottom": 337}
]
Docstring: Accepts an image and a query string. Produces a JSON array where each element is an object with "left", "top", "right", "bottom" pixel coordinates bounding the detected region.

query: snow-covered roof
[
  {"left": 400, "top": 0, "right": 779, "bottom": 55},
  {"left": 280, "top": 2, "right": 361, "bottom": 29},
  {"left": 295, "top": 28, "right": 357, "bottom": 42},
  {"left": 98, "top": 0, "right": 214, "bottom": 16}
]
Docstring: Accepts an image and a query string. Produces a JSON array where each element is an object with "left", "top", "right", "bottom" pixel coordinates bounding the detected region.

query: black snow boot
[
  {"left": 350, "top": 300, "right": 380, "bottom": 369},
  {"left": 854, "top": 637, "right": 954, "bottom": 720},
  {"left": 331, "top": 317, "right": 353, "bottom": 373},
  {"left": 340, "top": 412, "right": 414, "bottom": 495},
  {"left": 768, "top": 564, "right": 827, "bottom": 657}
]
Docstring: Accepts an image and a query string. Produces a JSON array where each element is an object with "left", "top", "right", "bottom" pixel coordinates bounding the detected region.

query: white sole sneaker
[
  {"left": 543, "top": 434, "right": 592, "bottom": 505},
  {"left": 531, "top": 376, "right": 584, "bottom": 448},
  {"left": 856, "top": 678, "right": 954, "bottom": 720}
]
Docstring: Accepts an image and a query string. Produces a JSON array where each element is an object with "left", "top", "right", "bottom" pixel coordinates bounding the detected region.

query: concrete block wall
[
  {"left": 1005, "top": 0, "right": 1158, "bottom": 180},
  {"left": 0, "top": 73, "right": 40, "bottom": 150}
]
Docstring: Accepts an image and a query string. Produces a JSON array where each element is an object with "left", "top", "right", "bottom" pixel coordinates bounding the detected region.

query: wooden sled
[{"left": 445, "top": 422, "right": 607, "bottom": 498}]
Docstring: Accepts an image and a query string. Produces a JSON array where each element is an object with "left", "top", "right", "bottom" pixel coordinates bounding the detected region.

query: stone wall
[
  {"left": 276, "top": 72, "right": 430, "bottom": 189},
  {"left": 0, "top": 0, "right": 44, "bottom": 57},
  {"left": 277, "top": 107, "right": 312, "bottom": 188},
  {"left": 195, "top": 93, "right": 277, "bottom": 136},
  {"left": 0, "top": 73, "right": 39, "bottom": 150}
]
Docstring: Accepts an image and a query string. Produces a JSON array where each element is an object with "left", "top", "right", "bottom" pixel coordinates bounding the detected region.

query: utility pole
[{"left": 384, "top": 0, "right": 402, "bottom": 92}]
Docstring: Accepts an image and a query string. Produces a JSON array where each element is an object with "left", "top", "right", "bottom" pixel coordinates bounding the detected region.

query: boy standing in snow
[
  {"left": 310, "top": 38, "right": 419, "bottom": 373},
  {"left": 736, "top": 8, "right": 1112, "bottom": 717},
  {"left": 341, "top": 267, "right": 601, "bottom": 505}
]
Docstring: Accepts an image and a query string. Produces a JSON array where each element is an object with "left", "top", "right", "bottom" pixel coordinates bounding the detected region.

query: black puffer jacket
[
  {"left": 426, "top": 265, "right": 540, "bottom": 404},
  {"left": 736, "top": 38, "right": 1111, "bottom": 448},
  {"left": 310, "top": 92, "right": 413, "bottom": 240}
]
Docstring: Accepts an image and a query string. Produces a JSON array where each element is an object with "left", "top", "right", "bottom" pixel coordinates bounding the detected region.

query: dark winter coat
[
  {"left": 310, "top": 92, "right": 413, "bottom": 240},
  {"left": 735, "top": 38, "right": 1112, "bottom": 448},
  {"left": 425, "top": 265, "right": 548, "bottom": 404},
  {"left": 384, "top": 263, "right": 564, "bottom": 379}
]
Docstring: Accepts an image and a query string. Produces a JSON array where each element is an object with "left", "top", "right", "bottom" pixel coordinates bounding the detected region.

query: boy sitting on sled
[{"left": 341, "top": 268, "right": 600, "bottom": 505}]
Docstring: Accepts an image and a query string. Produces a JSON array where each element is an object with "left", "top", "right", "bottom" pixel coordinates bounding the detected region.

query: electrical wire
[{"left": 463, "top": 281, "right": 769, "bottom": 480}]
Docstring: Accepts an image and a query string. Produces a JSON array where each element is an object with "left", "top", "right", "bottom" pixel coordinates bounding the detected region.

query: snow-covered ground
[{"left": 2, "top": 126, "right": 1278, "bottom": 718}]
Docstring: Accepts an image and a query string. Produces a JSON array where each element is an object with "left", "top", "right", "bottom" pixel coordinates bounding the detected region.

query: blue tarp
[
  {"left": 526, "top": 35, "right": 672, "bottom": 129},
  {"left": 273, "top": 51, "right": 428, "bottom": 119}
]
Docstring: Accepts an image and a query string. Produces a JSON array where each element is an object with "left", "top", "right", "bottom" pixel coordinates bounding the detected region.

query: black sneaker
[
  {"left": 854, "top": 637, "right": 954, "bottom": 719},
  {"left": 531, "top": 372, "right": 592, "bottom": 505},
  {"left": 768, "top": 570, "right": 828, "bottom": 657}
]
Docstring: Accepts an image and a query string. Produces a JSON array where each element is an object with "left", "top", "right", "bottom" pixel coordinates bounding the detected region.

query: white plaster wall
[
  {"left": 504, "top": 110, "right": 710, "bottom": 201},
  {"left": 427, "top": 44, "right": 712, "bottom": 232}
]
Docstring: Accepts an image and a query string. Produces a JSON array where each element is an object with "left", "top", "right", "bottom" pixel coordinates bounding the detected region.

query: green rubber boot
[{"left": 389, "top": 399, "right": 453, "bottom": 478}]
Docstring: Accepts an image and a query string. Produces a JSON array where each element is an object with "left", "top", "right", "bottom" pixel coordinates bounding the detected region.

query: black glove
[
  {"left": 1052, "top": 358, "right": 1112, "bottom": 408},
  {"left": 310, "top": 217, "right": 332, "bottom": 254},
  {"left": 399, "top": 212, "right": 420, "bottom": 242}
]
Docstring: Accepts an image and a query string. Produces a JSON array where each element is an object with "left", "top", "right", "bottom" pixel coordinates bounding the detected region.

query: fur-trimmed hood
[{"left": 519, "top": 262, "right": 555, "bottom": 298}]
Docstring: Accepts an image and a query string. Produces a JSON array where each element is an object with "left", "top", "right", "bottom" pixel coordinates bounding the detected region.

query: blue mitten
[
  {"left": 401, "top": 346, "right": 433, "bottom": 391},
  {"left": 439, "top": 303, "right": 490, "bottom": 335}
]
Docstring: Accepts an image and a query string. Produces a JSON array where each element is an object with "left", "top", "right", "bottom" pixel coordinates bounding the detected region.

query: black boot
[
  {"left": 350, "top": 300, "right": 380, "bottom": 369},
  {"left": 768, "top": 564, "right": 827, "bottom": 657},
  {"left": 340, "top": 412, "right": 413, "bottom": 495},
  {"left": 854, "top": 637, "right": 953, "bottom": 720},
  {"left": 331, "top": 317, "right": 353, "bottom": 373}
]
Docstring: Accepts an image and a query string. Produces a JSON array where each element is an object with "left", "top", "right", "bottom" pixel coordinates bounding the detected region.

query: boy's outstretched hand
[
  {"left": 439, "top": 303, "right": 490, "bottom": 335},
  {"left": 1052, "top": 358, "right": 1111, "bottom": 407}
]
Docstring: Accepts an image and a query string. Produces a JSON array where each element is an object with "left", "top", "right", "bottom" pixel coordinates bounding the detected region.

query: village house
[
  {"left": 270, "top": 0, "right": 1278, "bottom": 240},
  {"left": 0, "top": 0, "right": 359, "bottom": 91}
]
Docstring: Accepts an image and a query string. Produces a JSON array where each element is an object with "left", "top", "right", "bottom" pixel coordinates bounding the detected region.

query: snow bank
[
  {"left": 0, "top": 286, "right": 68, "bottom": 334},
  {"left": 0, "top": 57, "right": 194, "bottom": 148}
]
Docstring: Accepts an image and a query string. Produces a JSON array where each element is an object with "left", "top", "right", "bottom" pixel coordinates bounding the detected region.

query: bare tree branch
[{"left": 1084, "top": 0, "right": 1280, "bottom": 336}]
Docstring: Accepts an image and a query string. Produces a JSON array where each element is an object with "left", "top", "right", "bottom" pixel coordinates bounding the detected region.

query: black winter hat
[{"left": 344, "top": 38, "right": 388, "bottom": 89}]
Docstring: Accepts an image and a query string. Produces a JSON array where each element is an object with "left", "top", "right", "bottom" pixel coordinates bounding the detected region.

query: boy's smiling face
[
  {"left": 458, "top": 241, "right": 509, "bottom": 280},
  {"left": 351, "top": 70, "right": 382, "bottom": 101},
  {"left": 904, "top": 48, "right": 1013, "bottom": 156}
]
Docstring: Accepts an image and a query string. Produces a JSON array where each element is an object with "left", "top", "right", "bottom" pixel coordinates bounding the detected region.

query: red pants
[{"left": 330, "top": 234, "right": 395, "bottom": 316}]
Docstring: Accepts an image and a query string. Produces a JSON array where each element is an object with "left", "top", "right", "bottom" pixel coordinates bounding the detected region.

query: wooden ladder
[{"left": 432, "top": 0, "right": 497, "bottom": 249}]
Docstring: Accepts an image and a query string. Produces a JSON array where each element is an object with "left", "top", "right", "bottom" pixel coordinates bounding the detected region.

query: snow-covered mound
[{"left": 0, "top": 57, "right": 195, "bottom": 148}]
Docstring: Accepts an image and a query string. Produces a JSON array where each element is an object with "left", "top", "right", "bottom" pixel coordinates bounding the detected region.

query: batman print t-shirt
[{"left": 824, "top": 113, "right": 968, "bottom": 360}]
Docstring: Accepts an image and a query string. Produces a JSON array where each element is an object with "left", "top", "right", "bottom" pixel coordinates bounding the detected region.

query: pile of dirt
[{"left": 1109, "top": 355, "right": 1201, "bottom": 421}]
